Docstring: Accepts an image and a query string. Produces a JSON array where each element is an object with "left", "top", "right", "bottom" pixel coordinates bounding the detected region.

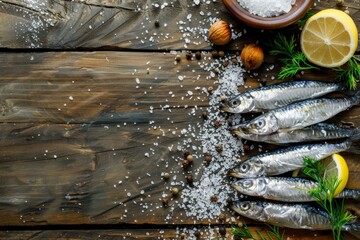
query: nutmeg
[
  {"left": 208, "top": 20, "right": 232, "bottom": 45},
  {"left": 240, "top": 44, "right": 264, "bottom": 70}
]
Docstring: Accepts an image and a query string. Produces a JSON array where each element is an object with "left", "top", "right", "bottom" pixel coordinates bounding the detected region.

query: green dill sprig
[
  {"left": 268, "top": 33, "right": 319, "bottom": 79},
  {"left": 303, "top": 157, "right": 356, "bottom": 240},
  {"left": 296, "top": 9, "right": 315, "bottom": 28},
  {"left": 232, "top": 224, "right": 284, "bottom": 240},
  {"left": 268, "top": 33, "right": 359, "bottom": 90},
  {"left": 334, "top": 56, "right": 360, "bottom": 90}
]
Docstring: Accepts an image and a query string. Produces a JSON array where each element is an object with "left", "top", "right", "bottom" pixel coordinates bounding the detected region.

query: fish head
[
  {"left": 220, "top": 93, "right": 254, "bottom": 113},
  {"left": 232, "top": 178, "right": 267, "bottom": 196},
  {"left": 241, "top": 113, "right": 278, "bottom": 135},
  {"left": 228, "top": 159, "right": 264, "bottom": 178},
  {"left": 231, "top": 201, "right": 265, "bottom": 220}
]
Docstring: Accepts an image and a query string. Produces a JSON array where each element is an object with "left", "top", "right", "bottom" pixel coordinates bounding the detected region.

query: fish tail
[
  {"left": 346, "top": 133, "right": 360, "bottom": 154},
  {"left": 343, "top": 222, "right": 360, "bottom": 239}
]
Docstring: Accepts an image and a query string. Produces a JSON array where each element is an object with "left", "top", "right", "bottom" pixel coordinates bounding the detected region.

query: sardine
[
  {"left": 220, "top": 81, "right": 343, "bottom": 113},
  {"left": 231, "top": 177, "right": 360, "bottom": 202},
  {"left": 230, "top": 123, "right": 360, "bottom": 144},
  {"left": 228, "top": 135, "right": 360, "bottom": 178},
  {"left": 231, "top": 200, "right": 360, "bottom": 236},
  {"left": 239, "top": 94, "right": 360, "bottom": 135}
]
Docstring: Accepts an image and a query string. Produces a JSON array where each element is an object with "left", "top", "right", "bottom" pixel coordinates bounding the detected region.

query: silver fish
[
  {"left": 230, "top": 123, "right": 360, "bottom": 145},
  {"left": 239, "top": 94, "right": 360, "bottom": 135},
  {"left": 229, "top": 136, "right": 360, "bottom": 178},
  {"left": 231, "top": 177, "right": 360, "bottom": 202},
  {"left": 231, "top": 200, "right": 360, "bottom": 235},
  {"left": 220, "top": 81, "right": 343, "bottom": 113}
]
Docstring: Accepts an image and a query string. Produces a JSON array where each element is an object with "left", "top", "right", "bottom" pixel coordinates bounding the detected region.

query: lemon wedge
[
  {"left": 300, "top": 9, "right": 358, "bottom": 68},
  {"left": 322, "top": 153, "right": 349, "bottom": 196}
]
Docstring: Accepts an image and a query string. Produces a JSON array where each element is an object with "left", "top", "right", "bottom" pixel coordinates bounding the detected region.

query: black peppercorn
[
  {"left": 154, "top": 20, "right": 160, "bottom": 27},
  {"left": 186, "top": 174, "right": 194, "bottom": 184},
  {"left": 202, "top": 111, "right": 208, "bottom": 120},
  {"left": 210, "top": 195, "right": 218, "bottom": 202},
  {"left": 186, "top": 52, "right": 193, "bottom": 60},
  {"left": 219, "top": 226, "right": 226, "bottom": 235},
  {"left": 207, "top": 86, "right": 213, "bottom": 95},
  {"left": 162, "top": 197, "right": 169, "bottom": 206},
  {"left": 204, "top": 154, "right": 212, "bottom": 164},
  {"left": 215, "top": 144, "right": 223, "bottom": 153},
  {"left": 211, "top": 50, "right": 219, "bottom": 59},
  {"left": 195, "top": 51, "right": 201, "bottom": 60},
  {"left": 182, "top": 159, "right": 190, "bottom": 169}
]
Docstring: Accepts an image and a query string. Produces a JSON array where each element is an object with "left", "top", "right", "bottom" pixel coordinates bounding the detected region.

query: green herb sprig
[
  {"left": 269, "top": 33, "right": 359, "bottom": 90},
  {"left": 268, "top": 33, "right": 319, "bottom": 79},
  {"left": 232, "top": 224, "right": 284, "bottom": 240},
  {"left": 303, "top": 157, "right": 356, "bottom": 240}
]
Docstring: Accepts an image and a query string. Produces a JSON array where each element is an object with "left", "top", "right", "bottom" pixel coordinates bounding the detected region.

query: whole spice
[
  {"left": 163, "top": 172, "right": 170, "bottom": 180},
  {"left": 183, "top": 151, "right": 190, "bottom": 158},
  {"left": 215, "top": 144, "right": 223, "bottom": 153},
  {"left": 207, "top": 86, "right": 214, "bottom": 95},
  {"left": 241, "top": 43, "right": 264, "bottom": 70},
  {"left": 154, "top": 20, "right": 160, "bottom": 27},
  {"left": 202, "top": 111, "right": 208, "bottom": 120},
  {"left": 186, "top": 174, "right": 194, "bottom": 184},
  {"left": 204, "top": 154, "right": 212, "bottom": 164},
  {"left": 171, "top": 187, "right": 179, "bottom": 196},
  {"left": 210, "top": 195, "right": 219, "bottom": 202},
  {"left": 195, "top": 51, "right": 202, "bottom": 60},
  {"left": 162, "top": 197, "right": 169, "bottom": 207},
  {"left": 208, "top": 20, "right": 232, "bottom": 45},
  {"left": 175, "top": 55, "right": 181, "bottom": 62},
  {"left": 182, "top": 159, "right": 190, "bottom": 169},
  {"left": 186, "top": 52, "right": 193, "bottom": 60},
  {"left": 186, "top": 154, "right": 193, "bottom": 162},
  {"left": 211, "top": 50, "right": 220, "bottom": 59}
]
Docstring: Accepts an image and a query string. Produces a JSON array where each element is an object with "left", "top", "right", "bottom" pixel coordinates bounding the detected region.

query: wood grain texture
[
  {"left": 0, "top": 0, "right": 359, "bottom": 50},
  {"left": 1, "top": 228, "right": 357, "bottom": 240},
  {"left": 0, "top": 52, "right": 359, "bottom": 230}
]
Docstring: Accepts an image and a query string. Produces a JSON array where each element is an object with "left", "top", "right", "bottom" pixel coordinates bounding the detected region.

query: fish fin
[
  {"left": 344, "top": 222, "right": 360, "bottom": 239},
  {"left": 347, "top": 133, "right": 360, "bottom": 154}
]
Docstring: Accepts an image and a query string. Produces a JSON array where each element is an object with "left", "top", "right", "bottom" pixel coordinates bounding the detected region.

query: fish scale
[
  {"left": 221, "top": 80, "right": 343, "bottom": 113},
  {"left": 228, "top": 138, "right": 358, "bottom": 178},
  {"left": 240, "top": 95, "right": 360, "bottom": 135}
]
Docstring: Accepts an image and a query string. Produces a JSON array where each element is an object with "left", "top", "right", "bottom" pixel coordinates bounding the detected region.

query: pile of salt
[{"left": 238, "top": 0, "right": 296, "bottom": 17}]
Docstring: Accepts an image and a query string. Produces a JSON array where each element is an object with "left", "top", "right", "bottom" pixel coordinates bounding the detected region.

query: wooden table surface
[{"left": 0, "top": 0, "right": 359, "bottom": 239}]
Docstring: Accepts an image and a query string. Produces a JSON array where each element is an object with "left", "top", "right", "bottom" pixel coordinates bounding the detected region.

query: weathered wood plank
[
  {"left": 0, "top": 51, "right": 359, "bottom": 235},
  {"left": 1, "top": 228, "right": 357, "bottom": 240},
  {"left": 0, "top": 0, "right": 359, "bottom": 50}
]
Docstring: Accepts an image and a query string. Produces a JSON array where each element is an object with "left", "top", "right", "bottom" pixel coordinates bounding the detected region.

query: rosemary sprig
[
  {"left": 303, "top": 157, "right": 356, "bottom": 240},
  {"left": 232, "top": 224, "right": 284, "bottom": 240}
]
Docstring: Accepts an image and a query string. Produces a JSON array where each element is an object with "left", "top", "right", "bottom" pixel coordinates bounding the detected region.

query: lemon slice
[
  {"left": 300, "top": 9, "right": 358, "bottom": 68},
  {"left": 322, "top": 153, "right": 349, "bottom": 196}
]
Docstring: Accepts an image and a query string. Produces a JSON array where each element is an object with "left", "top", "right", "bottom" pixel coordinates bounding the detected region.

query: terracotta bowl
[{"left": 223, "top": 0, "right": 314, "bottom": 29}]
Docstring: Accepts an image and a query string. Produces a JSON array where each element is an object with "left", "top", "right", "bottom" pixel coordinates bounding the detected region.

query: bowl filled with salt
[{"left": 223, "top": 0, "right": 314, "bottom": 29}]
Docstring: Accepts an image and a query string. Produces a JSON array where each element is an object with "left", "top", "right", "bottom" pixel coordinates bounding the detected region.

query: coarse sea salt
[{"left": 238, "top": 0, "right": 296, "bottom": 17}]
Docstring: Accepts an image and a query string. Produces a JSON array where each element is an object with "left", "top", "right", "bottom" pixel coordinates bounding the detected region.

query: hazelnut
[
  {"left": 241, "top": 44, "right": 264, "bottom": 70},
  {"left": 186, "top": 154, "right": 193, "bottom": 162},
  {"left": 208, "top": 20, "right": 232, "bottom": 45}
]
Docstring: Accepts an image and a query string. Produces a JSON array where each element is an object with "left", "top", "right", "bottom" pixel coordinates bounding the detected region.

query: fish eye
[
  {"left": 232, "top": 99, "right": 240, "bottom": 106},
  {"left": 240, "top": 203, "right": 250, "bottom": 211},
  {"left": 241, "top": 179, "right": 253, "bottom": 188},
  {"left": 240, "top": 163, "right": 250, "bottom": 172},
  {"left": 256, "top": 120, "right": 265, "bottom": 128}
]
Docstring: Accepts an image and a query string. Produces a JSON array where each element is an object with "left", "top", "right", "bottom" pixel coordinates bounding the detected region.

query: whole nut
[
  {"left": 208, "top": 20, "right": 232, "bottom": 45},
  {"left": 241, "top": 44, "right": 264, "bottom": 70}
]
